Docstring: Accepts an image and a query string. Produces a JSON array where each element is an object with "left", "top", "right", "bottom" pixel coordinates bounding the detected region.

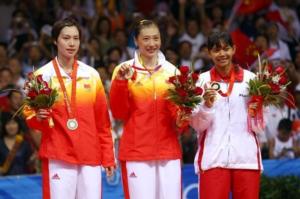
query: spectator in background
[
  {"left": 92, "top": 16, "right": 113, "bottom": 57},
  {"left": 21, "top": 42, "right": 47, "bottom": 75},
  {"left": 193, "top": 43, "right": 213, "bottom": 72},
  {"left": 104, "top": 46, "right": 123, "bottom": 66},
  {"left": 291, "top": 84, "right": 300, "bottom": 121},
  {"left": 179, "top": 18, "right": 206, "bottom": 57},
  {"left": 165, "top": 47, "right": 180, "bottom": 66},
  {"left": 8, "top": 56, "right": 25, "bottom": 89},
  {"left": 267, "top": 22, "right": 292, "bottom": 62},
  {"left": 0, "top": 112, "right": 33, "bottom": 176},
  {"left": 163, "top": 18, "right": 180, "bottom": 50},
  {"left": 178, "top": 40, "right": 204, "bottom": 72},
  {"left": 38, "top": 24, "right": 53, "bottom": 61},
  {"left": 294, "top": 50, "right": 300, "bottom": 72},
  {"left": 112, "top": 28, "right": 134, "bottom": 62},
  {"left": 6, "top": 9, "right": 37, "bottom": 56},
  {"left": 0, "top": 67, "right": 14, "bottom": 90},
  {"left": 82, "top": 36, "right": 102, "bottom": 68},
  {"left": 0, "top": 44, "right": 8, "bottom": 68},
  {"left": 269, "top": 118, "right": 297, "bottom": 159},
  {"left": 0, "top": 68, "right": 14, "bottom": 113}
]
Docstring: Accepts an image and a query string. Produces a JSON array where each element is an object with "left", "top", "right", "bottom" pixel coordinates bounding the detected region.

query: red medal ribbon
[
  {"left": 218, "top": 69, "right": 235, "bottom": 97},
  {"left": 52, "top": 58, "right": 78, "bottom": 119}
]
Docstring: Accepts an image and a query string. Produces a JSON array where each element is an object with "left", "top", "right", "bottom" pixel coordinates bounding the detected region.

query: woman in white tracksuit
[{"left": 191, "top": 31, "right": 262, "bottom": 199}]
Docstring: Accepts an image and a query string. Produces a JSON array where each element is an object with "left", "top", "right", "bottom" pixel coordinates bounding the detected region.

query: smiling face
[
  {"left": 56, "top": 26, "right": 80, "bottom": 59},
  {"left": 208, "top": 40, "right": 235, "bottom": 69},
  {"left": 134, "top": 25, "right": 161, "bottom": 60}
]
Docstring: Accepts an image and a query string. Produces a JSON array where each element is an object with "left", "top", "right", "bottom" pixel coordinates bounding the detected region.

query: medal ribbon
[
  {"left": 52, "top": 58, "right": 78, "bottom": 119},
  {"left": 218, "top": 69, "right": 235, "bottom": 97},
  {"left": 137, "top": 54, "right": 161, "bottom": 76}
]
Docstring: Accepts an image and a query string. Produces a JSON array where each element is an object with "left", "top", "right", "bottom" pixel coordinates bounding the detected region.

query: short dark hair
[
  {"left": 51, "top": 16, "right": 81, "bottom": 42},
  {"left": 278, "top": 118, "right": 292, "bottom": 133},
  {"left": 132, "top": 19, "right": 159, "bottom": 39},
  {"left": 207, "top": 31, "right": 233, "bottom": 50}
]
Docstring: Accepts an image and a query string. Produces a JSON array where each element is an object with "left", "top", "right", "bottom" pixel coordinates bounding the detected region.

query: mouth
[
  {"left": 146, "top": 48, "right": 157, "bottom": 54},
  {"left": 216, "top": 57, "right": 229, "bottom": 64},
  {"left": 67, "top": 49, "right": 76, "bottom": 54}
]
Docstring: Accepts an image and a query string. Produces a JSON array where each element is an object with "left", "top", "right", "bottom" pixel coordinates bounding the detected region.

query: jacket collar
[{"left": 132, "top": 50, "right": 165, "bottom": 72}]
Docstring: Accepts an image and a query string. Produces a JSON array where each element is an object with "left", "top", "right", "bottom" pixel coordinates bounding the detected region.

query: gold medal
[{"left": 67, "top": 119, "right": 78, "bottom": 130}]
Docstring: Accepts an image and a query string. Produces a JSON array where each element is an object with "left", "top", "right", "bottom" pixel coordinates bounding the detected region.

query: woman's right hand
[
  {"left": 115, "top": 64, "right": 132, "bottom": 80},
  {"left": 36, "top": 109, "right": 52, "bottom": 121},
  {"left": 203, "top": 89, "right": 217, "bottom": 108}
]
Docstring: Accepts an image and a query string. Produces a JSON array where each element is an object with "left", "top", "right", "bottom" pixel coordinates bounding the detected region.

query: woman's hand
[
  {"left": 36, "top": 109, "right": 52, "bottom": 121},
  {"left": 203, "top": 89, "right": 217, "bottom": 108},
  {"left": 115, "top": 64, "right": 133, "bottom": 80}
]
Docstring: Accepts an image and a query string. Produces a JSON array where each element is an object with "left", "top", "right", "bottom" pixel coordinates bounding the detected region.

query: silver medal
[{"left": 67, "top": 119, "right": 78, "bottom": 130}]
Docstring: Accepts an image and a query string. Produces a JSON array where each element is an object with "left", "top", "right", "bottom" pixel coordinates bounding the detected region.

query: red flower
[
  {"left": 181, "top": 106, "right": 192, "bottom": 114},
  {"left": 179, "top": 66, "right": 189, "bottom": 75},
  {"left": 194, "top": 87, "right": 203, "bottom": 95},
  {"left": 179, "top": 75, "right": 188, "bottom": 84},
  {"left": 269, "top": 83, "right": 280, "bottom": 94},
  {"left": 274, "top": 66, "right": 285, "bottom": 74},
  {"left": 40, "top": 88, "right": 52, "bottom": 95},
  {"left": 278, "top": 75, "right": 288, "bottom": 85},
  {"left": 176, "top": 88, "right": 188, "bottom": 98},
  {"left": 27, "top": 90, "right": 38, "bottom": 99},
  {"left": 43, "top": 81, "right": 49, "bottom": 88},
  {"left": 36, "top": 75, "right": 43, "bottom": 83},
  {"left": 192, "top": 73, "right": 199, "bottom": 81},
  {"left": 266, "top": 64, "right": 273, "bottom": 73},
  {"left": 168, "top": 76, "right": 177, "bottom": 84}
]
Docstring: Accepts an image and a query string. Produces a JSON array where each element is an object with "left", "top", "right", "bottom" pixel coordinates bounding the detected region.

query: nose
[
  {"left": 217, "top": 50, "right": 225, "bottom": 56},
  {"left": 149, "top": 39, "right": 155, "bottom": 46},
  {"left": 69, "top": 39, "right": 75, "bottom": 46}
]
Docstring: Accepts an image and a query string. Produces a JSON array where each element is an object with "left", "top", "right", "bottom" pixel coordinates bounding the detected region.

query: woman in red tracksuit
[
  {"left": 109, "top": 19, "right": 182, "bottom": 199},
  {"left": 24, "top": 17, "right": 115, "bottom": 199}
]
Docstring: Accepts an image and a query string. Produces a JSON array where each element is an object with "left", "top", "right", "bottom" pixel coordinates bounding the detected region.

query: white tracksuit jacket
[{"left": 191, "top": 67, "right": 263, "bottom": 173}]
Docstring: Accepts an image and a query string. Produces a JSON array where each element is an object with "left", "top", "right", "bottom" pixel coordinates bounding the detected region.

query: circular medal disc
[
  {"left": 211, "top": 82, "right": 221, "bottom": 91},
  {"left": 67, "top": 119, "right": 78, "bottom": 130}
]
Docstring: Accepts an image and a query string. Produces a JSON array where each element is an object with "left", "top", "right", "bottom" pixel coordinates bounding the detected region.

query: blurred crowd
[{"left": 0, "top": 0, "right": 300, "bottom": 176}]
